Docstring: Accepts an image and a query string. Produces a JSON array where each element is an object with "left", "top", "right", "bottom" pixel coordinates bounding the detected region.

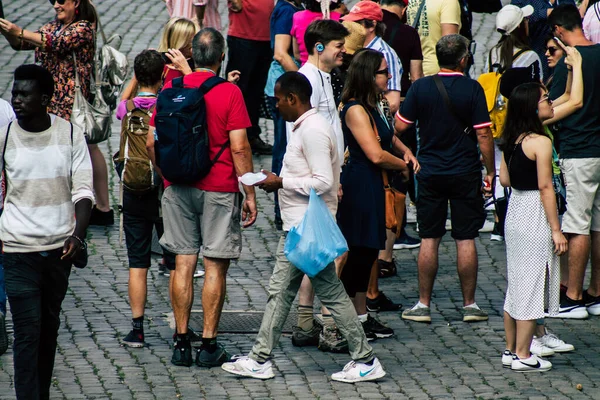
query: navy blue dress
[{"left": 337, "top": 101, "right": 394, "bottom": 250}]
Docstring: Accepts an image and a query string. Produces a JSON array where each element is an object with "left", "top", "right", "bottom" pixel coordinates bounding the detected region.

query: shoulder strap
[
  {"left": 126, "top": 100, "right": 136, "bottom": 112},
  {"left": 432, "top": 75, "right": 476, "bottom": 140},
  {"left": 172, "top": 76, "right": 184, "bottom": 88},
  {"left": 2, "top": 122, "right": 13, "bottom": 196},
  {"left": 512, "top": 48, "right": 528, "bottom": 62},
  {"left": 200, "top": 76, "right": 227, "bottom": 94},
  {"left": 412, "top": 0, "right": 427, "bottom": 30},
  {"left": 488, "top": 49, "right": 493, "bottom": 73}
]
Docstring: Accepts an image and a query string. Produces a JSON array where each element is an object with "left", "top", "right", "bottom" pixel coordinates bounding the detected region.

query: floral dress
[{"left": 22, "top": 20, "right": 95, "bottom": 120}]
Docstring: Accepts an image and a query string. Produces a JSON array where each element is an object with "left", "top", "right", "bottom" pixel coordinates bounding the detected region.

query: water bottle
[{"left": 495, "top": 93, "right": 505, "bottom": 111}]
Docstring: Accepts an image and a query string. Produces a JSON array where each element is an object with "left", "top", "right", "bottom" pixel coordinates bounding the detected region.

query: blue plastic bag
[{"left": 284, "top": 189, "right": 348, "bottom": 277}]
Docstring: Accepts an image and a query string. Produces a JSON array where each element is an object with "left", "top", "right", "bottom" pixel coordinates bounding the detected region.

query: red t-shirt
[
  {"left": 150, "top": 71, "right": 251, "bottom": 192},
  {"left": 228, "top": 0, "right": 274, "bottom": 42}
]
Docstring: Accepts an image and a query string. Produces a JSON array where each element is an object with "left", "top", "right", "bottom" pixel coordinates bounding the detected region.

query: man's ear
[
  {"left": 40, "top": 94, "right": 50, "bottom": 107},
  {"left": 287, "top": 92, "right": 297, "bottom": 105}
]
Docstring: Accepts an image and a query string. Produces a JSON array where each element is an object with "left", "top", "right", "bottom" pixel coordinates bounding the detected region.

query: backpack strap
[
  {"left": 199, "top": 75, "right": 227, "bottom": 94},
  {"left": 2, "top": 122, "right": 12, "bottom": 197},
  {"left": 126, "top": 99, "right": 136, "bottom": 112},
  {"left": 172, "top": 76, "right": 185, "bottom": 88},
  {"left": 412, "top": 0, "right": 426, "bottom": 30},
  {"left": 512, "top": 48, "right": 528, "bottom": 62}
]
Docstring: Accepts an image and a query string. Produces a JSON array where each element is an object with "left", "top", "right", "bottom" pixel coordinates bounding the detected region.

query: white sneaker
[
  {"left": 501, "top": 350, "right": 513, "bottom": 368},
  {"left": 539, "top": 333, "right": 575, "bottom": 353},
  {"left": 194, "top": 269, "right": 205, "bottom": 278},
  {"left": 330, "top": 357, "right": 386, "bottom": 383},
  {"left": 479, "top": 220, "right": 495, "bottom": 233},
  {"left": 221, "top": 356, "right": 275, "bottom": 380},
  {"left": 530, "top": 337, "right": 555, "bottom": 357},
  {"left": 511, "top": 354, "right": 552, "bottom": 372}
]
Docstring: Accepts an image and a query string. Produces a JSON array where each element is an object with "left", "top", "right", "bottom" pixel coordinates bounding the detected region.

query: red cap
[
  {"left": 341, "top": 1, "right": 384, "bottom": 22},
  {"left": 401, "top": 0, "right": 409, "bottom": 5}
]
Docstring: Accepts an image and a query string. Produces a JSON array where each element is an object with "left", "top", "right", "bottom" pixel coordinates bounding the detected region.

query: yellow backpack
[{"left": 477, "top": 49, "right": 527, "bottom": 138}]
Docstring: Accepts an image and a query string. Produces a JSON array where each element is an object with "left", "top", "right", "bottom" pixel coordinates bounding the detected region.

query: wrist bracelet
[{"left": 70, "top": 235, "right": 86, "bottom": 247}]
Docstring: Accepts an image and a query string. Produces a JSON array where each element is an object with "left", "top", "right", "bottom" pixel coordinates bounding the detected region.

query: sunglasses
[
  {"left": 375, "top": 68, "right": 389, "bottom": 76},
  {"left": 538, "top": 94, "right": 553, "bottom": 105},
  {"left": 546, "top": 46, "right": 559, "bottom": 56},
  {"left": 49, "top": 0, "right": 67, "bottom": 5}
]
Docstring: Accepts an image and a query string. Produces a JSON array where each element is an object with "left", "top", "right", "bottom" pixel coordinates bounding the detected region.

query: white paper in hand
[{"left": 238, "top": 172, "right": 268, "bottom": 186}]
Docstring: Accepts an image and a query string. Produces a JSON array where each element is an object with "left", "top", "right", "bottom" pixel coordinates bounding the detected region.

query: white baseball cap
[{"left": 496, "top": 5, "right": 534, "bottom": 35}]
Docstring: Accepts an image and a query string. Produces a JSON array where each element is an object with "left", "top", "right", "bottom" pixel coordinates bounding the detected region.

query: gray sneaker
[
  {"left": 401, "top": 305, "right": 431, "bottom": 323},
  {"left": 318, "top": 325, "right": 348, "bottom": 353},
  {"left": 463, "top": 306, "right": 489, "bottom": 322}
]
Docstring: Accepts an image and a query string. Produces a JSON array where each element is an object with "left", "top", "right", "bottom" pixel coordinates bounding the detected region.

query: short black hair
[
  {"left": 436, "top": 34, "right": 470, "bottom": 70},
  {"left": 275, "top": 72, "right": 313, "bottom": 104},
  {"left": 358, "top": 19, "right": 386, "bottom": 38},
  {"left": 134, "top": 50, "right": 165, "bottom": 88},
  {"left": 14, "top": 64, "right": 54, "bottom": 98},
  {"left": 380, "top": 0, "right": 405, "bottom": 6},
  {"left": 305, "top": 20, "right": 349, "bottom": 56},
  {"left": 548, "top": 4, "right": 582, "bottom": 31},
  {"left": 192, "top": 28, "right": 225, "bottom": 68}
]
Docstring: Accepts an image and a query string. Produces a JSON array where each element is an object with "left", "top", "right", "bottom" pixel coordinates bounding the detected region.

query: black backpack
[{"left": 154, "top": 75, "right": 228, "bottom": 184}]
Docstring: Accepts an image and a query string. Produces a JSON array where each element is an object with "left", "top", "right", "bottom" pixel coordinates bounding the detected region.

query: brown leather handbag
[
  {"left": 383, "top": 170, "right": 406, "bottom": 237},
  {"left": 365, "top": 107, "right": 406, "bottom": 237}
]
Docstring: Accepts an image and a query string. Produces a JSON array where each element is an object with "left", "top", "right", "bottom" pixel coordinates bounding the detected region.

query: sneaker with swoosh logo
[
  {"left": 221, "top": 355, "right": 275, "bottom": 380},
  {"left": 330, "top": 357, "right": 386, "bottom": 383},
  {"left": 511, "top": 354, "right": 552, "bottom": 372}
]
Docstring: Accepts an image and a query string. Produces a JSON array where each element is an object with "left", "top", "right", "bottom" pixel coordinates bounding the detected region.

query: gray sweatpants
[{"left": 249, "top": 235, "right": 374, "bottom": 364}]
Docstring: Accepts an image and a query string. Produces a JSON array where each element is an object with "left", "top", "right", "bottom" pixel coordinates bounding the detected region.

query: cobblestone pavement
[{"left": 1, "top": 1, "right": 599, "bottom": 399}]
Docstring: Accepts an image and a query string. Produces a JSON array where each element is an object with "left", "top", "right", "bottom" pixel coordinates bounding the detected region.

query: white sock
[
  {"left": 412, "top": 301, "right": 428, "bottom": 310},
  {"left": 464, "top": 302, "right": 480, "bottom": 310},
  {"left": 358, "top": 313, "right": 368, "bottom": 323}
]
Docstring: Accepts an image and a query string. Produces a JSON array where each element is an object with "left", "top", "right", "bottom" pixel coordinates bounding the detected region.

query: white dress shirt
[{"left": 279, "top": 109, "right": 340, "bottom": 231}]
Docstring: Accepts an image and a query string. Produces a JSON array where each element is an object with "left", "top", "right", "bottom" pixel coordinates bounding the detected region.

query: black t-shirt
[
  {"left": 548, "top": 44, "right": 600, "bottom": 159},
  {"left": 381, "top": 10, "right": 423, "bottom": 97},
  {"left": 397, "top": 73, "right": 491, "bottom": 178}
]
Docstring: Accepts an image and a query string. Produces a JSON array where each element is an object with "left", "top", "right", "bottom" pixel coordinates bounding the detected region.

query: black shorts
[
  {"left": 416, "top": 172, "right": 485, "bottom": 240},
  {"left": 123, "top": 189, "right": 163, "bottom": 269}
]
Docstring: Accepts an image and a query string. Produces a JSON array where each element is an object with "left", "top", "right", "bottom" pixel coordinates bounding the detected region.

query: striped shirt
[
  {"left": 0, "top": 117, "right": 94, "bottom": 253},
  {"left": 366, "top": 36, "right": 403, "bottom": 93},
  {"left": 584, "top": 3, "right": 600, "bottom": 44}
]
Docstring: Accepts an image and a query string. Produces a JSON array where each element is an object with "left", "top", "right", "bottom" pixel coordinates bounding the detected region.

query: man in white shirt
[
  {"left": 0, "top": 64, "right": 93, "bottom": 400},
  {"left": 288, "top": 19, "right": 350, "bottom": 351},
  {"left": 222, "top": 72, "right": 385, "bottom": 383}
]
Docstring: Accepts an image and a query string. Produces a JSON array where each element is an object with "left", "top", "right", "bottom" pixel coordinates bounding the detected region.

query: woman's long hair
[
  {"left": 499, "top": 82, "right": 548, "bottom": 152},
  {"left": 340, "top": 48, "right": 384, "bottom": 109},
  {"left": 492, "top": 22, "right": 530, "bottom": 72},
  {"left": 75, "top": 0, "right": 98, "bottom": 25},
  {"left": 158, "top": 17, "right": 196, "bottom": 52}
]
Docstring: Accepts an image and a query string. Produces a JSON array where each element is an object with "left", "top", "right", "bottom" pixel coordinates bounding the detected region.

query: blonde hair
[{"left": 158, "top": 17, "right": 197, "bottom": 52}]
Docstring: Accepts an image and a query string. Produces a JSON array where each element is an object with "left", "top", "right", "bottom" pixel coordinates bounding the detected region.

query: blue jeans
[{"left": 268, "top": 96, "right": 287, "bottom": 223}]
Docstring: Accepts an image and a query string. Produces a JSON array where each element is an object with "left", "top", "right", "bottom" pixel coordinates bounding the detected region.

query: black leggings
[{"left": 340, "top": 246, "right": 379, "bottom": 297}]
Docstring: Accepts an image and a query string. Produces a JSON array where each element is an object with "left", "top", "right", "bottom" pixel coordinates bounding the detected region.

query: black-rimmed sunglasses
[
  {"left": 546, "top": 46, "right": 559, "bottom": 56},
  {"left": 49, "top": 0, "right": 67, "bottom": 5},
  {"left": 375, "top": 68, "right": 389, "bottom": 76}
]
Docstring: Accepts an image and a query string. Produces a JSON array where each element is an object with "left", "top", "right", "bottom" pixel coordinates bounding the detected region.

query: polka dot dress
[{"left": 504, "top": 189, "right": 560, "bottom": 320}]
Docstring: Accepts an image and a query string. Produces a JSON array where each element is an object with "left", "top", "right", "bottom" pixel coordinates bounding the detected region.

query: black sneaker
[
  {"left": 196, "top": 343, "right": 233, "bottom": 367},
  {"left": 122, "top": 330, "right": 145, "bottom": 348},
  {"left": 557, "top": 293, "right": 589, "bottom": 319},
  {"left": 0, "top": 312, "right": 8, "bottom": 356},
  {"left": 377, "top": 259, "right": 397, "bottom": 278},
  {"left": 392, "top": 233, "right": 421, "bottom": 250},
  {"left": 173, "top": 327, "right": 203, "bottom": 348},
  {"left": 366, "top": 292, "right": 402, "bottom": 312},
  {"left": 291, "top": 323, "right": 320, "bottom": 347},
  {"left": 363, "top": 315, "right": 394, "bottom": 339},
  {"left": 89, "top": 206, "right": 115, "bottom": 226},
  {"left": 172, "top": 340, "right": 193, "bottom": 367},
  {"left": 249, "top": 137, "right": 273, "bottom": 155},
  {"left": 361, "top": 322, "right": 377, "bottom": 342}
]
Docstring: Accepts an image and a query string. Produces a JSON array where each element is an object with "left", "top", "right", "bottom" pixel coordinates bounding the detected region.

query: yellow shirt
[{"left": 407, "top": 0, "right": 462, "bottom": 76}]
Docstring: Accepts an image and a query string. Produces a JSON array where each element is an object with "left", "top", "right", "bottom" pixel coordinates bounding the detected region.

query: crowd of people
[{"left": 0, "top": 0, "right": 599, "bottom": 397}]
